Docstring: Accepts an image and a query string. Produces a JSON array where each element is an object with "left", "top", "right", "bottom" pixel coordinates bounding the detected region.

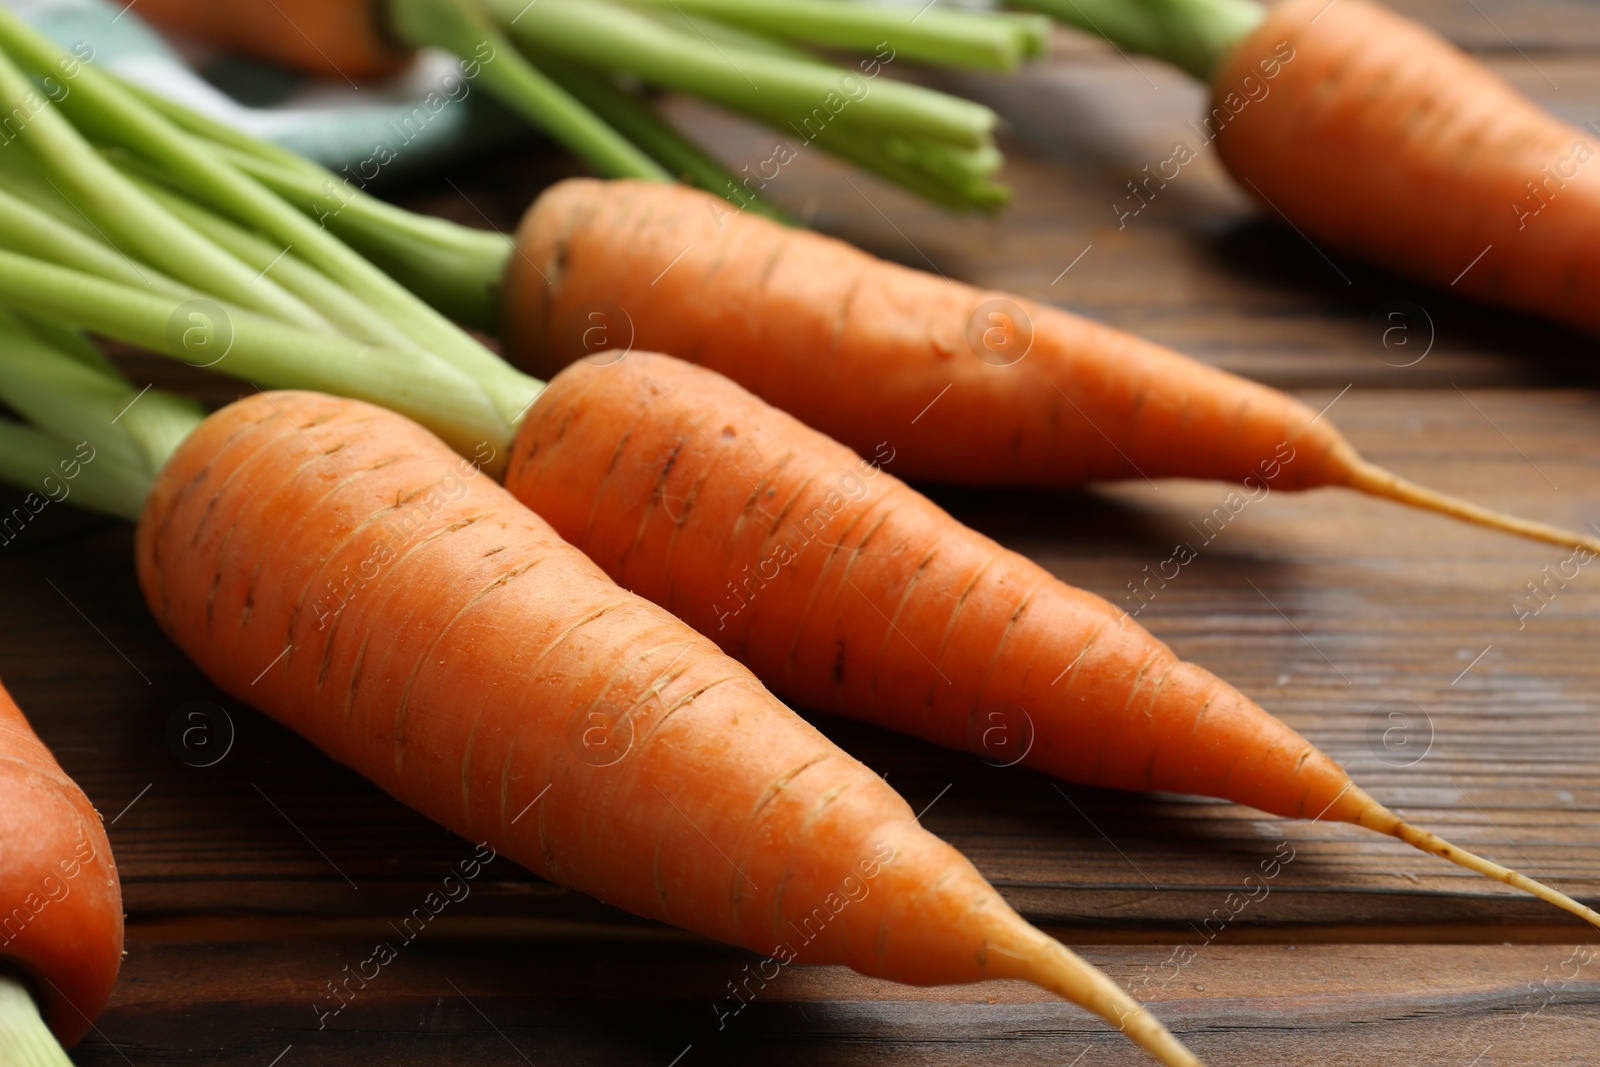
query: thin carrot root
[
  {"left": 1345, "top": 460, "right": 1600, "bottom": 556},
  {"left": 1349, "top": 793, "right": 1600, "bottom": 930},
  {"left": 989, "top": 924, "right": 1203, "bottom": 1067},
  {"left": 1391, "top": 819, "right": 1600, "bottom": 931}
]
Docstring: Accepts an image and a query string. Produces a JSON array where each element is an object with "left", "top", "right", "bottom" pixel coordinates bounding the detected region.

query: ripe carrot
[
  {"left": 0, "top": 678, "right": 123, "bottom": 1049},
  {"left": 1210, "top": 0, "right": 1600, "bottom": 335},
  {"left": 122, "top": 386, "right": 1198, "bottom": 1066},
  {"left": 1018, "top": 0, "right": 1600, "bottom": 335},
  {"left": 3, "top": 218, "right": 1591, "bottom": 939},
  {"left": 504, "top": 351, "right": 1600, "bottom": 932},
  {"left": 501, "top": 178, "right": 1600, "bottom": 557},
  {"left": 132, "top": 0, "right": 412, "bottom": 80}
]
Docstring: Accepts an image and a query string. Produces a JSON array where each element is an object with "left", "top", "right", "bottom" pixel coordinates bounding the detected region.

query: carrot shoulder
[
  {"left": 0, "top": 679, "right": 122, "bottom": 1047},
  {"left": 506, "top": 352, "right": 1600, "bottom": 931},
  {"left": 136, "top": 390, "right": 1199, "bottom": 1067},
  {"left": 1213, "top": 0, "right": 1600, "bottom": 336}
]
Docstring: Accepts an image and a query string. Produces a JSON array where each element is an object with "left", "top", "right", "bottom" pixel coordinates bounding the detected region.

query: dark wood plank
[{"left": 78, "top": 940, "right": 1600, "bottom": 1066}]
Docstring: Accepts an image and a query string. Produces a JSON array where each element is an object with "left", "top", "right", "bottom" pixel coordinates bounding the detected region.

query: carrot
[
  {"left": 132, "top": 0, "right": 413, "bottom": 80},
  {"left": 1019, "top": 0, "right": 1600, "bottom": 335},
  {"left": 2, "top": 195, "right": 1593, "bottom": 938},
  {"left": 0, "top": 330, "right": 1200, "bottom": 1067},
  {"left": 504, "top": 350, "right": 1600, "bottom": 932},
  {"left": 0, "top": 677, "right": 123, "bottom": 1051},
  {"left": 500, "top": 177, "right": 1600, "bottom": 558},
  {"left": 1210, "top": 0, "right": 1600, "bottom": 335}
]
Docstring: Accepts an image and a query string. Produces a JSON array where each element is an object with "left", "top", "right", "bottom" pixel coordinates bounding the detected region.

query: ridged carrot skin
[
  {"left": 507, "top": 352, "right": 1374, "bottom": 827},
  {"left": 1214, "top": 0, "right": 1600, "bottom": 336},
  {"left": 503, "top": 178, "right": 1362, "bottom": 493},
  {"left": 135, "top": 0, "right": 412, "bottom": 81},
  {"left": 502, "top": 179, "right": 1600, "bottom": 557},
  {"left": 135, "top": 391, "right": 1197, "bottom": 1066},
  {"left": 0, "top": 680, "right": 122, "bottom": 1046},
  {"left": 506, "top": 354, "right": 1600, "bottom": 931}
]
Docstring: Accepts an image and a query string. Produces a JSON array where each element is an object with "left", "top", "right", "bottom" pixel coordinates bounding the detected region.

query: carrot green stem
[
  {"left": 0, "top": 10, "right": 524, "bottom": 412},
  {"left": 197, "top": 143, "right": 513, "bottom": 330},
  {"left": 385, "top": 0, "right": 671, "bottom": 182},
  {"left": 622, "top": 0, "right": 1051, "bottom": 71},
  {"left": 0, "top": 975, "right": 74, "bottom": 1067},
  {"left": 0, "top": 180, "right": 190, "bottom": 300},
  {"left": 10, "top": 314, "right": 121, "bottom": 380},
  {"left": 0, "top": 38, "right": 327, "bottom": 331},
  {"left": 534, "top": 55, "right": 789, "bottom": 220},
  {"left": 0, "top": 309, "right": 197, "bottom": 489},
  {"left": 0, "top": 414, "right": 147, "bottom": 522},
  {"left": 480, "top": 0, "right": 998, "bottom": 150},
  {"left": 1011, "top": 0, "right": 1264, "bottom": 82},
  {"left": 120, "top": 164, "right": 424, "bottom": 349},
  {"left": 0, "top": 249, "right": 530, "bottom": 466}
]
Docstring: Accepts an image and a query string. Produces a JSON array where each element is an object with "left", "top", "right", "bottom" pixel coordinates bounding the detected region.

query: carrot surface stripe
[
  {"left": 504, "top": 352, "right": 1600, "bottom": 931},
  {"left": 134, "top": 390, "right": 1200, "bottom": 1067},
  {"left": 0, "top": 679, "right": 123, "bottom": 1047},
  {"left": 501, "top": 178, "right": 1600, "bottom": 556}
]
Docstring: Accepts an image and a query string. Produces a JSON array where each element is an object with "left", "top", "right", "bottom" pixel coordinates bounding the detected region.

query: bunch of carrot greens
[{"left": 131, "top": 0, "right": 1049, "bottom": 212}]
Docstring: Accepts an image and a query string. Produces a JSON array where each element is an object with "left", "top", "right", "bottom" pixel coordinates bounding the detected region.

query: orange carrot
[
  {"left": 134, "top": 0, "right": 412, "bottom": 80},
  {"left": 134, "top": 389, "right": 1200, "bottom": 1067},
  {"left": 501, "top": 177, "right": 1600, "bottom": 556},
  {"left": 0, "top": 678, "right": 123, "bottom": 1047},
  {"left": 505, "top": 351, "right": 1600, "bottom": 931},
  {"left": 1211, "top": 0, "right": 1600, "bottom": 335}
]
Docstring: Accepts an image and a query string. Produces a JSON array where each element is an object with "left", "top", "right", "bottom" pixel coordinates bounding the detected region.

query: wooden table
[{"left": 6, "top": 2, "right": 1600, "bottom": 1063}]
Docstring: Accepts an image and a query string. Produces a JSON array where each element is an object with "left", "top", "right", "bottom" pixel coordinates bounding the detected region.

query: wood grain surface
[{"left": 3, "top": 2, "right": 1598, "bottom": 1064}]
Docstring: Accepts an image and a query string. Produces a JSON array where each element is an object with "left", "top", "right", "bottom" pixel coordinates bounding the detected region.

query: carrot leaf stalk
[
  {"left": 1011, "top": 0, "right": 1265, "bottom": 81},
  {"left": 0, "top": 37, "right": 327, "bottom": 332},
  {"left": 622, "top": 0, "right": 1053, "bottom": 71},
  {"left": 0, "top": 976, "right": 73, "bottom": 1067},
  {"left": 0, "top": 9, "right": 525, "bottom": 409},
  {"left": 531, "top": 54, "right": 789, "bottom": 221},
  {"left": 479, "top": 0, "right": 999, "bottom": 150},
  {"left": 0, "top": 249, "right": 529, "bottom": 469},
  {"left": 384, "top": 0, "right": 671, "bottom": 182},
  {"left": 0, "top": 309, "right": 199, "bottom": 492}
]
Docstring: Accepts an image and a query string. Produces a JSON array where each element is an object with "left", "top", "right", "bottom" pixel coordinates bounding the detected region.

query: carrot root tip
[
  {"left": 1345, "top": 460, "right": 1600, "bottom": 556},
  {"left": 1390, "top": 819, "right": 1600, "bottom": 931}
]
